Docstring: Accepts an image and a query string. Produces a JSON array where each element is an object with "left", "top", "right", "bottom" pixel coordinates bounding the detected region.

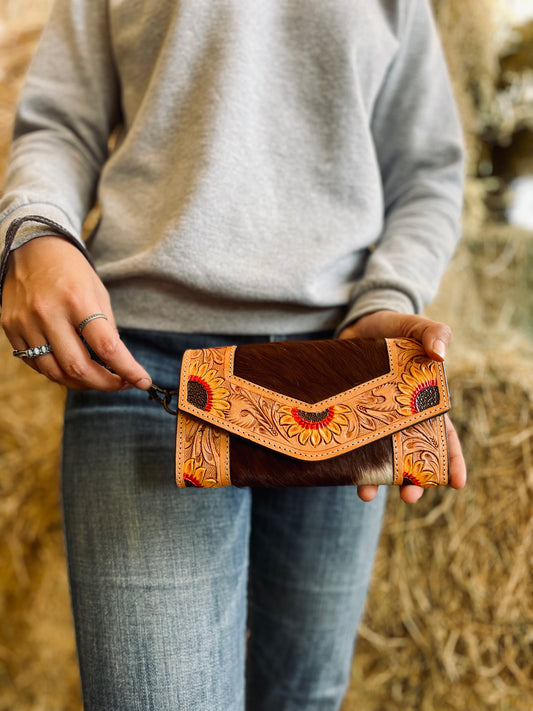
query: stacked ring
[
  {"left": 13, "top": 344, "right": 54, "bottom": 359},
  {"left": 78, "top": 313, "right": 108, "bottom": 335}
]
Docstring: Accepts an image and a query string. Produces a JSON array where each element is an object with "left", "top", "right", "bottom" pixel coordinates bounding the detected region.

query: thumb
[
  {"left": 407, "top": 318, "right": 451, "bottom": 361},
  {"left": 339, "top": 311, "right": 451, "bottom": 361}
]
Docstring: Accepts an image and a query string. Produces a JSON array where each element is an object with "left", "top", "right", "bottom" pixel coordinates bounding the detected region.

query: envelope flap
[
  {"left": 178, "top": 338, "right": 450, "bottom": 461},
  {"left": 231, "top": 337, "right": 392, "bottom": 402}
]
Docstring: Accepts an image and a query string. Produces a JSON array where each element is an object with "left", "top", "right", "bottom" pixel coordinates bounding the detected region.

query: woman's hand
[
  {"left": 1, "top": 236, "right": 152, "bottom": 391},
  {"left": 339, "top": 310, "right": 467, "bottom": 503}
]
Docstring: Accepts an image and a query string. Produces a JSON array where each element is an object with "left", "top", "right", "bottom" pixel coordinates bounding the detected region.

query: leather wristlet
[{"left": 153, "top": 337, "right": 450, "bottom": 488}]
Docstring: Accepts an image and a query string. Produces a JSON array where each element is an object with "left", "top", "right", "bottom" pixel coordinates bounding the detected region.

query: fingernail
[
  {"left": 120, "top": 381, "right": 134, "bottom": 390},
  {"left": 433, "top": 339, "right": 446, "bottom": 360},
  {"left": 136, "top": 377, "right": 152, "bottom": 390}
]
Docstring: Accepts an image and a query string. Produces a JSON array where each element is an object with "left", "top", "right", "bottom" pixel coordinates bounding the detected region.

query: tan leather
[
  {"left": 392, "top": 415, "right": 449, "bottom": 487},
  {"left": 175, "top": 338, "right": 450, "bottom": 488},
  {"left": 176, "top": 411, "right": 231, "bottom": 488}
]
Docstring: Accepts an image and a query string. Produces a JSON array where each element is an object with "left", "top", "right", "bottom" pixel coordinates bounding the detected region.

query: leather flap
[{"left": 177, "top": 338, "right": 450, "bottom": 462}]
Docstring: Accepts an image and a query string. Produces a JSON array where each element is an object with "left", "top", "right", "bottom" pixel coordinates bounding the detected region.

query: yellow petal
[
  {"left": 310, "top": 429, "right": 321, "bottom": 447},
  {"left": 205, "top": 368, "right": 218, "bottom": 382},
  {"left": 402, "top": 373, "right": 419, "bottom": 388},
  {"left": 213, "top": 400, "right": 230, "bottom": 411},
  {"left": 412, "top": 459, "right": 424, "bottom": 475},
  {"left": 321, "top": 427, "right": 333, "bottom": 444},
  {"left": 335, "top": 414, "right": 349, "bottom": 426},
  {"left": 299, "top": 429, "right": 311, "bottom": 445},
  {"left": 198, "top": 362, "right": 209, "bottom": 378},
  {"left": 329, "top": 422, "right": 341, "bottom": 435},
  {"left": 403, "top": 454, "right": 413, "bottom": 472}
]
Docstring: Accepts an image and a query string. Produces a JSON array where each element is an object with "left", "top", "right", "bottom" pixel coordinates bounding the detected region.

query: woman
[{"left": 0, "top": 0, "right": 466, "bottom": 708}]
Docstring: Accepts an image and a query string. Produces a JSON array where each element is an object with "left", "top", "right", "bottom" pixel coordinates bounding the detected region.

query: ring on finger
[
  {"left": 78, "top": 313, "right": 108, "bottom": 335},
  {"left": 13, "top": 344, "right": 54, "bottom": 359}
]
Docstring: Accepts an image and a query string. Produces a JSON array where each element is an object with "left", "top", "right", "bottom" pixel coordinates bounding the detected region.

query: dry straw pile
[
  {"left": 0, "top": 2, "right": 531, "bottom": 710},
  {"left": 344, "top": 2, "right": 533, "bottom": 708}
]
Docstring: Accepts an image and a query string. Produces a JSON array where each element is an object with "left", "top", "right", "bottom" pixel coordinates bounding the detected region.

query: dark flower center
[
  {"left": 414, "top": 384, "right": 440, "bottom": 412},
  {"left": 187, "top": 377, "right": 212, "bottom": 411},
  {"left": 293, "top": 407, "right": 334, "bottom": 429}
]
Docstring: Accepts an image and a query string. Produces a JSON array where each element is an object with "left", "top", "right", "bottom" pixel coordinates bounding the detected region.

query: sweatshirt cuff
[
  {"left": 0, "top": 203, "right": 92, "bottom": 305},
  {"left": 0, "top": 202, "right": 83, "bottom": 250},
  {"left": 335, "top": 288, "right": 416, "bottom": 336}
]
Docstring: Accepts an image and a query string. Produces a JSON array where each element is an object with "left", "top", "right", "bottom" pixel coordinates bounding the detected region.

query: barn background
[{"left": 0, "top": 1, "right": 532, "bottom": 709}]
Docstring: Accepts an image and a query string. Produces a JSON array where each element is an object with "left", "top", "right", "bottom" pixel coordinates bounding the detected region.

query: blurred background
[{"left": 0, "top": 1, "right": 532, "bottom": 709}]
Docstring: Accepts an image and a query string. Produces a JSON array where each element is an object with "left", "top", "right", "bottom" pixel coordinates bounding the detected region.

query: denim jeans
[{"left": 61, "top": 329, "right": 387, "bottom": 711}]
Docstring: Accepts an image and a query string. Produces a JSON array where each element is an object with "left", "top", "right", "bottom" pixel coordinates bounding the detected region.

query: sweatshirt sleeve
[
  {"left": 0, "top": 0, "right": 120, "bottom": 295},
  {"left": 337, "top": 0, "right": 465, "bottom": 332}
]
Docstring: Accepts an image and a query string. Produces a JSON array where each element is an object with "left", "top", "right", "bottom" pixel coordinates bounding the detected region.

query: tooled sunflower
[
  {"left": 279, "top": 404, "right": 351, "bottom": 447},
  {"left": 182, "top": 458, "right": 207, "bottom": 487},
  {"left": 401, "top": 453, "right": 437, "bottom": 487},
  {"left": 186, "top": 361, "right": 230, "bottom": 417},
  {"left": 396, "top": 361, "right": 440, "bottom": 416}
]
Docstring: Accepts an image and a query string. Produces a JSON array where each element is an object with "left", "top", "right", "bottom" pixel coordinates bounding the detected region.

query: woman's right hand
[{"left": 1, "top": 235, "right": 152, "bottom": 391}]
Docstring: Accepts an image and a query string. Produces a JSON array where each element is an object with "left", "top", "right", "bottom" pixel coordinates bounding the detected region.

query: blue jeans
[{"left": 62, "top": 329, "right": 387, "bottom": 711}]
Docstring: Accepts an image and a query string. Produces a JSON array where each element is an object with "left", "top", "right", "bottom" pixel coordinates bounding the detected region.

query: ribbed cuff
[
  {"left": 0, "top": 202, "right": 82, "bottom": 251},
  {"left": 335, "top": 288, "right": 416, "bottom": 336},
  {"left": 0, "top": 204, "right": 91, "bottom": 305}
]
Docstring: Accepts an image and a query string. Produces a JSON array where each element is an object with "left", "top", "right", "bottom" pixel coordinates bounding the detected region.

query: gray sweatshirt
[{"left": 0, "top": 0, "right": 464, "bottom": 335}]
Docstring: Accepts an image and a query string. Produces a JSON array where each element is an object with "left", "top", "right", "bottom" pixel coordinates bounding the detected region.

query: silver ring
[
  {"left": 13, "top": 344, "right": 54, "bottom": 359},
  {"left": 78, "top": 313, "right": 108, "bottom": 335}
]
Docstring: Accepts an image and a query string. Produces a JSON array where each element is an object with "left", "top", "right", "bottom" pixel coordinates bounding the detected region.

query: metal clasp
[{"left": 148, "top": 384, "right": 179, "bottom": 415}]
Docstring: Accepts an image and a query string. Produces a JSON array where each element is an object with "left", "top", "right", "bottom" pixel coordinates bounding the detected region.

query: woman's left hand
[{"left": 339, "top": 310, "right": 467, "bottom": 503}]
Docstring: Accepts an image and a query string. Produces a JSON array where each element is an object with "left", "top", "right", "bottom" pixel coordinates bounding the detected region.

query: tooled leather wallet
[{"left": 169, "top": 336, "right": 450, "bottom": 489}]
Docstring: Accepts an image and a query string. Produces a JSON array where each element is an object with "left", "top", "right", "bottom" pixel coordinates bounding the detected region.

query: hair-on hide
[{"left": 230, "top": 337, "right": 394, "bottom": 487}]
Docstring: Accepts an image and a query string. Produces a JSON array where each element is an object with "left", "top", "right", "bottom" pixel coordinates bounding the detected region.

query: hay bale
[
  {"left": 342, "top": 3, "right": 533, "bottom": 709},
  {"left": 344, "top": 340, "right": 533, "bottom": 711},
  {"left": 0, "top": 4, "right": 81, "bottom": 709},
  {"left": 431, "top": 0, "right": 503, "bottom": 176},
  {"left": 0, "top": 338, "right": 81, "bottom": 711}
]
